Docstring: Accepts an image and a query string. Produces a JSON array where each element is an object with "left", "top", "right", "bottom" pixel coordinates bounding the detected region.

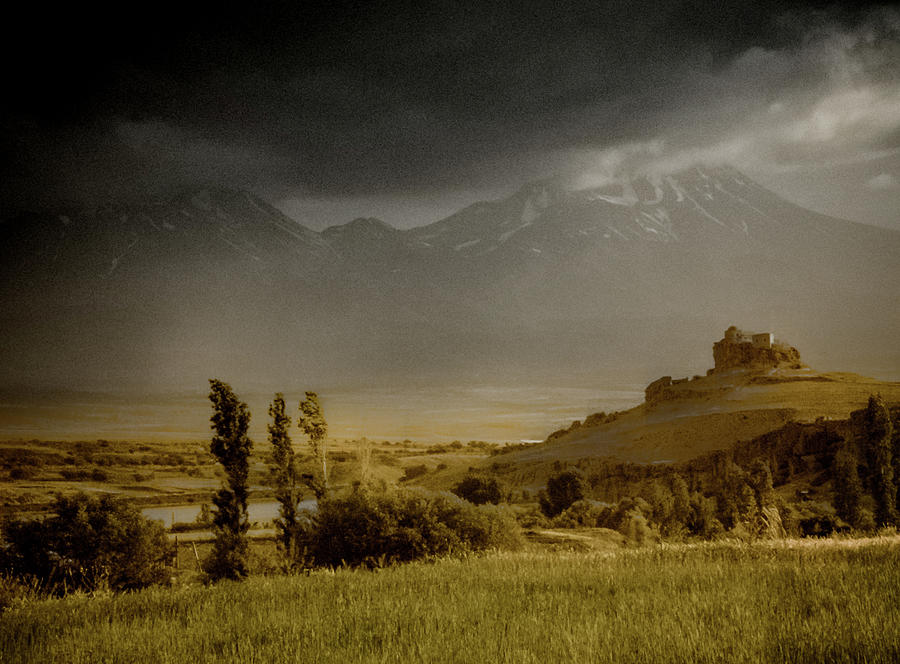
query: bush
[
  {"left": 60, "top": 469, "right": 91, "bottom": 481},
  {"left": 400, "top": 464, "right": 428, "bottom": 482},
  {"left": 616, "top": 510, "right": 657, "bottom": 546},
  {"left": 550, "top": 500, "right": 609, "bottom": 528},
  {"left": 153, "top": 454, "right": 185, "bottom": 467},
  {"left": 302, "top": 489, "right": 522, "bottom": 568},
  {"left": 8, "top": 467, "right": 35, "bottom": 480},
  {"left": 546, "top": 497, "right": 660, "bottom": 545},
  {"left": 452, "top": 475, "right": 503, "bottom": 505},
  {"left": 0, "top": 492, "right": 171, "bottom": 593},
  {"left": 539, "top": 470, "right": 586, "bottom": 517},
  {"left": 515, "top": 505, "right": 549, "bottom": 529}
]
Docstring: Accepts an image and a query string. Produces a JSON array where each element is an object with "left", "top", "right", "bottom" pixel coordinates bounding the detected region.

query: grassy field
[
  {"left": 3, "top": 537, "right": 899, "bottom": 663},
  {"left": 0, "top": 436, "right": 502, "bottom": 517}
]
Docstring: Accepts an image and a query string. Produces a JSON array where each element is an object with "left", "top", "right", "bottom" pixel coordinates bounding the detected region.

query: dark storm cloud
[{"left": 1, "top": 1, "right": 897, "bottom": 222}]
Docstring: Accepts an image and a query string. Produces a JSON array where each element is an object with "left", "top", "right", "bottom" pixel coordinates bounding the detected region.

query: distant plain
[{"left": 0, "top": 383, "right": 644, "bottom": 444}]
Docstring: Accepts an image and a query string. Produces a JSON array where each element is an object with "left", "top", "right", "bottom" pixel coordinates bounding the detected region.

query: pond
[{"left": 141, "top": 499, "right": 317, "bottom": 528}]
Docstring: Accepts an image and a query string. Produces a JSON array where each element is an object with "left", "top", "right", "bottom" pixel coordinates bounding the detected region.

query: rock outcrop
[
  {"left": 644, "top": 376, "right": 675, "bottom": 404},
  {"left": 644, "top": 375, "right": 717, "bottom": 405},
  {"left": 711, "top": 326, "right": 803, "bottom": 373}
]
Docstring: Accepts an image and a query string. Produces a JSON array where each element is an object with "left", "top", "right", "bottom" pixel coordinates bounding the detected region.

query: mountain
[
  {"left": 1, "top": 166, "right": 898, "bottom": 394},
  {"left": 0, "top": 189, "right": 346, "bottom": 391}
]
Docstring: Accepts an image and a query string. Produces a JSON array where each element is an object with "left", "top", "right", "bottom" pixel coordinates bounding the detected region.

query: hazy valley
[{"left": 2, "top": 166, "right": 898, "bottom": 401}]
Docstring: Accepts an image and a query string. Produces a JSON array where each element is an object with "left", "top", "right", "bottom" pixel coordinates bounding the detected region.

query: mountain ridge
[
  {"left": 1, "top": 164, "right": 898, "bottom": 393},
  {"left": 4, "top": 165, "right": 899, "bottom": 274}
]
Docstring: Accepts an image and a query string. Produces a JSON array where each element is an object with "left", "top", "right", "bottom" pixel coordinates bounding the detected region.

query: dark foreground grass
[{"left": 2, "top": 537, "right": 899, "bottom": 663}]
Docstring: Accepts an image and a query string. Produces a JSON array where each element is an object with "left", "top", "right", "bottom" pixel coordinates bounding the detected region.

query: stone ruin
[
  {"left": 710, "top": 325, "right": 802, "bottom": 374},
  {"left": 644, "top": 326, "right": 804, "bottom": 404}
]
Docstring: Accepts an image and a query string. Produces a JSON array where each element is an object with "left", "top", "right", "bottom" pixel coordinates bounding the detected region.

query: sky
[{"left": 2, "top": 1, "right": 898, "bottom": 230}]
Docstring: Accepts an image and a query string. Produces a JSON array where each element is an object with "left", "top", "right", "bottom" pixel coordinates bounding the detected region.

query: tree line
[
  {"left": 204, "top": 381, "right": 330, "bottom": 580},
  {"left": 522, "top": 394, "right": 900, "bottom": 540}
]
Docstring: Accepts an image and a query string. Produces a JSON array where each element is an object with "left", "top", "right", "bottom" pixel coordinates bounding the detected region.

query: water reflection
[{"left": 142, "top": 499, "right": 317, "bottom": 528}]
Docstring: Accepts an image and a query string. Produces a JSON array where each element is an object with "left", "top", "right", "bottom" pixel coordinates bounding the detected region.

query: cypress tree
[
  {"left": 269, "top": 393, "right": 302, "bottom": 564},
  {"left": 863, "top": 395, "right": 897, "bottom": 526},
  {"left": 670, "top": 473, "right": 691, "bottom": 531},
  {"left": 832, "top": 443, "right": 863, "bottom": 528}
]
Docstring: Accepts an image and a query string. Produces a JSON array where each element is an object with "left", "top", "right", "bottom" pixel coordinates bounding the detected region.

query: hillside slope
[
  {"left": 419, "top": 330, "right": 900, "bottom": 491},
  {"left": 521, "top": 369, "right": 900, "bottom": 465}
]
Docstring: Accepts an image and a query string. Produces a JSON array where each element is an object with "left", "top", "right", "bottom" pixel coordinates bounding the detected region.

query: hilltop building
[
  {"left": 723, "top": 326, "right": 773, "bottom": 349},
  {"left": 712, "top": 325, "right": 801, "bottom": 373},
  {"left": 645, "top": 325, "right": 804, "bottom": 404}
]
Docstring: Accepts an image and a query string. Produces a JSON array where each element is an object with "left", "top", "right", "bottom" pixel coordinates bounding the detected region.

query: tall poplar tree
[
  {"left": 205, "top": 379, "right": 253, "bottom": 581},
  {"left": 298, "top": 391, "right": 329, "bottom": 499},
  {"left": 268, "top": 393, "right": 302, "bottom": 563}
]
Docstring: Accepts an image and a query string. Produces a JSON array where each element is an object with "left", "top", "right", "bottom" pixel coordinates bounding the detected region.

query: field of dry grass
[
  {"left": 0, "top": 436, "right": 498, "bottom": 517},
  {"left": 3, "top": 535, "right": 898, "bottom": 663}
]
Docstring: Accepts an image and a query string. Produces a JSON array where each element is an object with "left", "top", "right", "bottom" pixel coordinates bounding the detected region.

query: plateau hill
[{"left": 430, "top": 327, "right": 900, "bottom": 491}]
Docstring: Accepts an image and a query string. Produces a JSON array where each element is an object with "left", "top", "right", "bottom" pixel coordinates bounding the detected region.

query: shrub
[
  {"left": 0, "top": 493, "right": 171, "bottom": 593},
  {"left": 60, "top": 469, "right": 91, "bottom": 480},
  {"left": 515, "top": 505, "right": 549, "bottom": 528},
  {"left": 550, "top": 500, "right": 610, "bottom": 528},
  {"left": 153, "top": 454, "right": 185, "bottom": 466},
  {"left": 688, "top": 493, "right": 724, "bottom": 538},
  {"left": 452, "top": 475, "right": 503, "bottom": 505},
  {"left": 618, "top": 511, "right": 657, "bottom": 546},
  {"left": 400, "top": 464, "right": 428, "bottom": 482},
  {"left": 0, "top": 448, "right": 53, "bottom": 467},
  {"left": 8, "top": 467, "right": 35, "bottom": 480},
  {"left": 546, "top": 496, "right": 662, "bottom": 545},
  {"left": 302, "top": 489, "right": 522, "bottom": 568}
]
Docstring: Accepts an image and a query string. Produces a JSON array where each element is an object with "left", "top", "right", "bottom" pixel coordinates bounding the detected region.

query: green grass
[{"left": 2, "top": 538, "right": 899, "bottom": 663}]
